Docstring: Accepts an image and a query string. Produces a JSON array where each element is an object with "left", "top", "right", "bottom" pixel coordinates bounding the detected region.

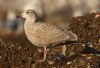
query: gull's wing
[{"left": 31, "top": 23, "right": 78, "bottom": 46}]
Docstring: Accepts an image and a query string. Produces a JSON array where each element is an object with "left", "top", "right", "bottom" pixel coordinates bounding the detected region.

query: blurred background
[{"left": 0, "top": 0, "right": 100, "bottom": 36}]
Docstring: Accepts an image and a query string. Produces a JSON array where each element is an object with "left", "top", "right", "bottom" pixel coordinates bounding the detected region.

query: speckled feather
[
  {"left": 22, "top": 9, "right": 78, "bottom": 62},
  {"left": 24, "top": 22, "right": 77, "bottom": 47}
]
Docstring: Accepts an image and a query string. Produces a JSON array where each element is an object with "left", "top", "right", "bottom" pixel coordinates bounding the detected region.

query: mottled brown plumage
[{"left": 22, "top": 9, "right": 78, "bottom": 62}]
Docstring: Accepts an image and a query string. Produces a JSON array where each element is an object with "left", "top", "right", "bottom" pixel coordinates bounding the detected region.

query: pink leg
[
  {"left": 43, "top": 46, "right": 47, "bottom": 61},
  {"left": 37, "top": 46, "right": 47, "bottom": 63}
]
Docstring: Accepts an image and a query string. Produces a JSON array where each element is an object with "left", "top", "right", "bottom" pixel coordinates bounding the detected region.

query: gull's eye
[{"left": 26, "top": 11, "right": 29, "bottom": 14}]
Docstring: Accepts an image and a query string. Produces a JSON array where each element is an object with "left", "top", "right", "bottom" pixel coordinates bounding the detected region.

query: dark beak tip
[{"left": 16, "top": 16, "right": 21, "bottom": 18}]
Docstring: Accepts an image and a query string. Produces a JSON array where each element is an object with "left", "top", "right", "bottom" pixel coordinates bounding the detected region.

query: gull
[{"left": 22, "top": 9, "right": 78, "bottom": 62}]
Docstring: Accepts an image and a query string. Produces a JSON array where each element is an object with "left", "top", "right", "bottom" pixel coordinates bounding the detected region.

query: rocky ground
[{"left": 0, "top": 13, "right": 100, "bottom": 68}]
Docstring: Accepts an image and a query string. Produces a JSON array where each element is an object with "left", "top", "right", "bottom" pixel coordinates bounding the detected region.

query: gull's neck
[
  {"left": 24, "top": 17, "right": 37, "bottom": 31},
  {"left": 25, "top": 17, "right": 36, "bottom": 24}
]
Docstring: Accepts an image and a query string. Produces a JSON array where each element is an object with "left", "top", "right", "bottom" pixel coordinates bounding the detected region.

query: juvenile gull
[{"left": 22, "top": 9, "right": 78, "bottom": 62}]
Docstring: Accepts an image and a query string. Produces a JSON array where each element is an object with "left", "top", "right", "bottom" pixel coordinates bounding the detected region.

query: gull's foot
[{"left": 36, "top": 59, "right": 46, "bottom": 63}]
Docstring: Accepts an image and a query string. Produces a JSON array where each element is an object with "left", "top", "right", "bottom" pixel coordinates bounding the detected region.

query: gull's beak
[
  {"left": 15, "top": 14, "right": 26, "bottom": 21},
  {"left": 16, "top": 12, "right": 24, "bottom": 18},
  {"left": 16, "top": 15, "right": 21, "bottom": 18}
]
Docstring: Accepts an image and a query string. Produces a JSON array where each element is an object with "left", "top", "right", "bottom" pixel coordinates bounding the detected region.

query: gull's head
[{"left": 22, "top": 9, "right": 37, "bottom": 19}]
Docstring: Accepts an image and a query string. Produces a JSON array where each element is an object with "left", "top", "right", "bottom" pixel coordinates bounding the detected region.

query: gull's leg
[
  {"left": 43, "top": 46, "right": 47, "bottom": 61},
  {"left": 62, "top": 45, "right": 66, "bottom": 56},
  {"left": 37, "top": 46, "right": 47, "bottom": 63}
]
